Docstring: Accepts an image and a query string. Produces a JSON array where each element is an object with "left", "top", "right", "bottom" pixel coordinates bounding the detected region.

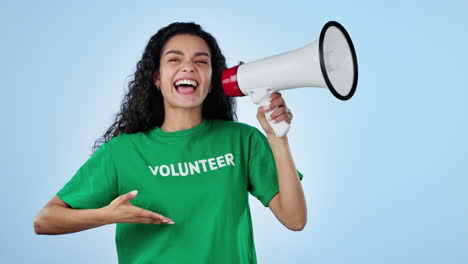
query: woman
[{"left": 34, "top": 22, "right": 306, "bottom": 264}]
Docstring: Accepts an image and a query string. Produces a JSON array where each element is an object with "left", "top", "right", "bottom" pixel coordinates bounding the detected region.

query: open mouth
[{"left": 174, "top": 79, "right": 198, "bottom": 95}]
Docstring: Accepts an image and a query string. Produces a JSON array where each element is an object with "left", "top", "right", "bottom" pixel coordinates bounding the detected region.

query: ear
[{"left": 153, "top": 72, "right": 161, "bottom": 87}]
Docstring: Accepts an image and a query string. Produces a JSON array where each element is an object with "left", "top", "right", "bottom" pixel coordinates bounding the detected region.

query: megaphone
[{"left": 222, "top": 21, "right": 358, "bottom": 137}]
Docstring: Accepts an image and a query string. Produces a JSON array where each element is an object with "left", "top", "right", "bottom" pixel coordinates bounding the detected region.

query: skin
[
  {"left": 257, "top": 93, "right": 307, "bottom": 231},
  {"left": 153, "top": 34, "right": 212, "bottom": 132}
]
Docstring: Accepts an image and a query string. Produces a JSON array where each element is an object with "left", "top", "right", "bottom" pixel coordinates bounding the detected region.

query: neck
[{"left": 160, "top": 105, "right": 203, "bottom": 132}]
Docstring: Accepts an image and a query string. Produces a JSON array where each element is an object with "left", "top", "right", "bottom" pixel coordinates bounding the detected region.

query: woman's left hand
[{"left": 256, "top": 92, "right": 293, "bottom": 137}]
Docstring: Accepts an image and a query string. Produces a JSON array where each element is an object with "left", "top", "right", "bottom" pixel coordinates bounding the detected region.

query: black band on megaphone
[{"left": 319, "top": 21, "right": 358, "bottom": 101}]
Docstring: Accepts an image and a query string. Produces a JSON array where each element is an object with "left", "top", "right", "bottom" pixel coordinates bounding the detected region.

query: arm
[
  {"left": 34, "top": 191, "right": 174, "bottom": 235},
  {"left": 33, "top": 195, "right": 110, "bottom": 235},
  {"left": 256, "top": 92, "right": 307, "bottom": 231},
  {"left": 267, "top": 135, "right": 307, "bottom": 231}
]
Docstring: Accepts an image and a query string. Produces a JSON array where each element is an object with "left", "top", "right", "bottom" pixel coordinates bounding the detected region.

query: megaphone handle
[{"left": 260, "top": 96, "right": 290, "bottom": 137}]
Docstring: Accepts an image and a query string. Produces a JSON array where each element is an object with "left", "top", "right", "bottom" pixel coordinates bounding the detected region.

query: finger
[
  {"left": 137, "top": 209, "right": 164, "bottom": 220},
  {"left": 146, "top": 217, "right": 164, "bottom": 224},
  {"left": 135, "top": 212, "right": 163, "bottom": 223},
  {"left": 258, "top": 105, "right": 271, "bottom": 113},
  {"left": 144, "top": 210, "right": 174, "bottom": 224},
  {"left": 149, "top": 217, "right": 175, "bottom": 224},
  {"left": 132, "top": 205, "right": 175, "bottom": 224},
  {"left": 272, "top": 112, "right": 293, "bottom": 124},
  {"left": 161, "top": 218, "right": 175, "bottom": 224},
  {"left": 267, "top": 97, "right": 286, "bottom": 112},
  {"left": 123, "top": 190, "right": 138, "bottom": 203},
  {"left": 257, "top": 106, "right": 270, "bottom": 122},
  {"left": 129, "top": 190, "right": 138, "bottom": 198},
  {"left": 268, "top": 92, "right": 282, "bottom": 103},
  {"left": 137, "top": 215, "right": 168, "bottom": 225},
  {"left": 138, "top": 217, "right": 159, "bottom": 224},
  {"left": 268, "top": 106, "right": 290, "bottom": 120},
  {"left": 111, "top": 190, "right": 138, "bottom": 205}
]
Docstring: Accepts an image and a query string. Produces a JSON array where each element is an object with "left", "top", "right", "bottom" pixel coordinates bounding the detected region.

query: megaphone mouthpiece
[{"left": 222, "top": 65, "right": 244, "bottom": 97}]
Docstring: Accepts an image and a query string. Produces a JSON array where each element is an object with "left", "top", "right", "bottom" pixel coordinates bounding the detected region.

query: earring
[{"left": 156, "top": 85, "right": 160, "bottom": 91}]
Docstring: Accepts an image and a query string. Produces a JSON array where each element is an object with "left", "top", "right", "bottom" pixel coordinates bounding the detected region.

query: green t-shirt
[{"left": 57, "top": 118, "right": 303, "bottom": 264}]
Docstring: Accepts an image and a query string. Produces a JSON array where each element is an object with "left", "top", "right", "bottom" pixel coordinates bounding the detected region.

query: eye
[
  {"left": 196, "top": 60, "right": 208, "bottom": 64},
  {"left": 169, "top": 58, "right": 180, "bottom": 62}
]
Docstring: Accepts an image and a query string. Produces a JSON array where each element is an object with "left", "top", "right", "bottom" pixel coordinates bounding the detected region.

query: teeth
[{"left": 175, "top": 79, "right": 198, "bottom": 87}]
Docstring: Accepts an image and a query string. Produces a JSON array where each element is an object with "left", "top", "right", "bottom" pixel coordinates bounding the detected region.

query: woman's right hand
[{"left": 103, "top": 190, "right": 175, "bottom": 225}]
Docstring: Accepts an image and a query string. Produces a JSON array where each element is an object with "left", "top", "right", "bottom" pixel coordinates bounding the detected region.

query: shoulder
[{"left": 98, "top": 129, "right": 148, "bottom": 151}]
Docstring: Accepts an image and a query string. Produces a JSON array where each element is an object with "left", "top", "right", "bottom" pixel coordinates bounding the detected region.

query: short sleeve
[
  {"left": 56, "top": 142, "right": 119, "bottom": 209},
  {"left": 247, "top": 128, "right": 304, "bottom": 207}
]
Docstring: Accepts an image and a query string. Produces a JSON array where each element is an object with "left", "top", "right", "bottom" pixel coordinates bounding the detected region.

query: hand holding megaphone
[
  {"left": 236, "top": 60, "right": 292, "bottom": 137},
  {"left": 257, "top": 92, "right": 293, "bottom": 137},
  {"left": 222, "top": 21, "right": 358, "bottom": 137}
]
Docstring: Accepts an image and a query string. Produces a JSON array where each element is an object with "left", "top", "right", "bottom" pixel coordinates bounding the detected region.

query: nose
[{"left": 181, "top": 61, "right": 195, "bottom": 72}]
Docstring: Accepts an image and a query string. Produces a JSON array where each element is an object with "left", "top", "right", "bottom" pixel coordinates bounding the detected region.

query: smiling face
[{"left": 154, "top": 34, "right": 212, "bottom": 110}]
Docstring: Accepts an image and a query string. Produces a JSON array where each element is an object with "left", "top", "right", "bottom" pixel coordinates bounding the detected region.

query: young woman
[{"left": 34, "top": 22, "right": 306, "bottom": 264}]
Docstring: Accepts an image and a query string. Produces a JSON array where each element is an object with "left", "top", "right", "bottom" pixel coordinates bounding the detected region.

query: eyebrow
[{"left": 164, "top": 50, "right": 210, "bottom": 58}]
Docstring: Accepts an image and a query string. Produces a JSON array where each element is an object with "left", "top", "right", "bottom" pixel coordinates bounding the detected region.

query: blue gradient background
[{"left": 2, "top": 0, "right": 467, "bottom": 263}]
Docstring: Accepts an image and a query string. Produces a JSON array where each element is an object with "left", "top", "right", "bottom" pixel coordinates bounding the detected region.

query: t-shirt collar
[{"left": 152, "top": 118, "right": 209, "bottom": 137}]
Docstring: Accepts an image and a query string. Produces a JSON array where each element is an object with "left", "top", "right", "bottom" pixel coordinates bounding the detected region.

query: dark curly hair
[{"left": 92, "top": 22, "right": 237, "bottom": 153}]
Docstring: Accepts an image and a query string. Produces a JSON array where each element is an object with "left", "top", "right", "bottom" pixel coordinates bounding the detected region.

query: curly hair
[{"left": 92, "top": 22, "right": 237, "bottom": 153}]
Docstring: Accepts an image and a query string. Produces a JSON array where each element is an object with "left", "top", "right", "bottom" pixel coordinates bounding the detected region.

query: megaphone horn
[{"left": 222, "top": 21, "right": 358, "bottom": 137}]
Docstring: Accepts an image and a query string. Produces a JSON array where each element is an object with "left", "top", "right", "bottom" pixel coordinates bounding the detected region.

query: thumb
[
  {"left": 110, "top": 190, "right": 138, "bottom": 206},
  {"left": 109, "top": 190, "right": 138, "bottom": 205},
  {"left": 119, "top": 190, "right": 138, "bottom": 204},
  {"left": 128, "top": 190, "right": 138, "bottom": 200},
  {"left": 257, "top": 106, "right": 269, "bottom": 122}
]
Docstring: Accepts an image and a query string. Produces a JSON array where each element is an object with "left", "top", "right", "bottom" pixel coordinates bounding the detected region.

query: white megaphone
[{"left": 222, "top": 21, "right": 358, "bottom": 137}]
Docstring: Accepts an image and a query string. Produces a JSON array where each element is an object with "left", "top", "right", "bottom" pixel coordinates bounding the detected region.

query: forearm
[
  {"left": 34, "top": 205, "right": 111, "bottom": 235},
  {"left": 267, "top": 134, "right": 307, "bottom": 227}
]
